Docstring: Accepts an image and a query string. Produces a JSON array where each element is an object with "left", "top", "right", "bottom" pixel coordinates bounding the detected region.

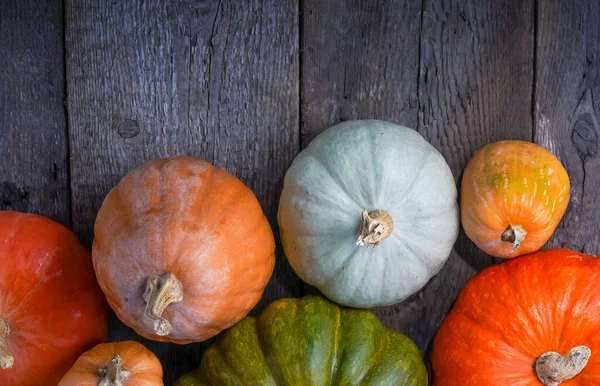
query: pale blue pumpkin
[{"left": 278, "top": 120, "right": 459, "bottom": 308}]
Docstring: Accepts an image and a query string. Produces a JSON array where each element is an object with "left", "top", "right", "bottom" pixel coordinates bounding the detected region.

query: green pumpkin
[{"left": 175, "top": 296, "right": 427, "bottom": 386}]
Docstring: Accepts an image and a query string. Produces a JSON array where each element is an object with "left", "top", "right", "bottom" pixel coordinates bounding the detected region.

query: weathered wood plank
[
  {"left": 301, "top": 0, "right": 422, "bottom": 145},
  {"left": 302, "top": 0, "right": 534, "bottom": 358},
  {"left": 535, "top": 0, "right": 600, "bottom": 254},
  {"left": 409, "top": 0, "right": 534, "bottom": 356},
  {"left": 65, "top": 1, "right": 300, "bottom": 383},
  {"left": 0, "top": 0, "right": 70, "bottom": 226}
]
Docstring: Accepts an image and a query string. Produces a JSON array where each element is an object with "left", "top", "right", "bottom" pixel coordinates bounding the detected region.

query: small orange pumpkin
[
  {"left": 92, "top": 156, "right": 275, "bottom": 343},
  {"left": 461, "top": 140, "right": 570, "bottom": 258},
  {"left": 58, "top": 341, "right": 163, "bottom": 386}
]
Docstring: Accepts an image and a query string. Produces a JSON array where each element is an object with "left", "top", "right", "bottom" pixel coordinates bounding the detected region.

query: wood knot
[
  {"left": 572, "top": 114, "right": 597, "bottom": 161},
  {"left": 116, "top": 119, "right": 140, "bottom": 138}
]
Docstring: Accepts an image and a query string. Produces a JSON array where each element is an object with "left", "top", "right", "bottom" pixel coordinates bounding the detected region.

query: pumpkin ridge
[
  {"left": 172, "top": 164, "right": 215, "bottom": 265},
  {"left": 320, "top": 246, "right": 363, "bottom": 292},
  {"left": 212, "top": 334, "right": 248, "bottom": 385},
  {"left": 328, "top": 304, "right": 342, "bottom": 385},
  {"left": 304, "top": 153, "right": 360, "bottom": 208},
  {"left": 394, "top": 148, "right": 430, "bottom": 208},
  {"left": 6, "top": 266, "right": 64, "bottom": 318}
]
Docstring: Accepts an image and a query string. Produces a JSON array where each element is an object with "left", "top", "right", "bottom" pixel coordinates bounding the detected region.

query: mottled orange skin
[
  {"left": 59, "top": 341, "right": 163, "bottom": 386},
  {"left": 432, "top": 249, "right": 600, "bottom": 385},
  {"left": 0, "top": 211, "right": 108, "bottom": 386},
  {"left": 92, "top": 156, "right": 275, "bottom": 343},
  {"left": 461, "top": 140, "right": 570, "bottom": 258}
]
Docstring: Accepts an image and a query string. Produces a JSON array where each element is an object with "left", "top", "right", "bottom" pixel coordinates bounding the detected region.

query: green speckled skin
[{"left": 175, "top": 296, "right": 427, "bottom": 386}]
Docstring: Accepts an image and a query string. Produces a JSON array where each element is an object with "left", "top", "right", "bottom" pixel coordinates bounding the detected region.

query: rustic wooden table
[{"left": 1, "top": 0, "right": 599, "bottom": 384}]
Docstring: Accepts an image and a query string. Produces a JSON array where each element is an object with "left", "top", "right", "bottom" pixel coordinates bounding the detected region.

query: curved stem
[
  {"left": 356, "top": 209, "right": 394, "bottom": 247},
  {"left": 143, "top": 272, "right": 183, "bottom": 336},
  {"left": 535, "top": 346, "right": 591, "bottom": 386},
  {"left": 0, "top": 317, "right": 14, "bottom": 369},
  {"left": 97, "top": 355, "right": 132, "bottom": 386},
  {"left": 500, "top": 224, "right": 527, "bottom": 253}
]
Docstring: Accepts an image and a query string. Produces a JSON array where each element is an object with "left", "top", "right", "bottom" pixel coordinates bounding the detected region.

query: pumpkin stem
[
  {"left": 356, "top": 209, "right": 394, "bottom": 247},
  {"left": 535, "top": 346, "right": 591, "bottom": 386},
  {"left": 143, "top": 272, "right": 183, "bottom": 336},
  {"left": 0, "top": 317, "right": 14, "bottom": 369},
  {"left": 98, "top": 355, "right": 132, "bottom": 386},
  {"left": 500, "top": 224, "right": 527, "bottom": 253}
]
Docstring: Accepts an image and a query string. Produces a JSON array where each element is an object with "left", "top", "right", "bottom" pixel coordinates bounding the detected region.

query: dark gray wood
[
  {"left": 302, "top": 0, "right": 535, "bottom": 358},
  {"left": 0, "top": 0, "right": 70, "bottom": 226},
  {"left": 408, "top": 0, "right": 534, "bottom": 357},
  {"left": 65, "top": 0, "right": 300, "bottom": 383},
  {"left": 301, "top": 0, "right": 422, "bottom": 146},
  {"left": 535, "top": 0, "right": 600, "bottom": 254}
]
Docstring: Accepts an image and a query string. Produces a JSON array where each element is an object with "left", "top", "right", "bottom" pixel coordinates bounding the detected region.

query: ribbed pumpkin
[
  {"left": 279, "top": 120, "right": 459, "bottom": 308},
  {"left": 0, "top": 211, "right": 108, "bottom": 386},
  {"left": 175, "top": 295, "right": 427, "bottom": 386},
  {"left": 461, "top": 140, "right": 570, "bottom": 258},
  {"left": 59, "top": 341, "right": 163, "bottom": 386},
  {"left": 92, "top": 156, "right": 275, "bottom": 343},
  {"left": 432, "top": 249, "right": 600, "bottom": 385}
]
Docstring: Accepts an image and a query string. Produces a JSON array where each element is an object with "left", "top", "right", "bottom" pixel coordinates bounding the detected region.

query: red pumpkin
[
  {"left": 0, "top": 211, "right": 108, "bottom": 386},
  {"left": 432, "top": 249, "right": 600, "bottom": 385}
]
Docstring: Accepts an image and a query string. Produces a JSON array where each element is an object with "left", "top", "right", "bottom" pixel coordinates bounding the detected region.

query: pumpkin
[
  {"left": 92, "top": 156, "right": 275, "bottom": 343},
  {"left": 0, "top": 211, "right": 108, "bottom": 386},
  {"left": 432, "top": 248, "right": 600, "bottom": 385},
  {"left": 278, "top": 120, "right": 459, "bottom": 308},
  {"left": 174, "top": 295, "right": 427, "bottom": 386},
  {"left": 58, "top": 340, "right": 163, "bottom": 386},
  {"left": 461, "top": 140, "right": 570, "bottom": 258}
]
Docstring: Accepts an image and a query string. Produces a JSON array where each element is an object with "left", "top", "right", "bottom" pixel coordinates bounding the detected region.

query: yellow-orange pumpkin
[
  {"left": 92, "top": 156, "right": 275, "bottom": 343},
  {"left": 461, "top": 140, "right": 570, "bottom": 258},
  {"left": 58, "top": 341, "right": 163, "bottom": 386}
]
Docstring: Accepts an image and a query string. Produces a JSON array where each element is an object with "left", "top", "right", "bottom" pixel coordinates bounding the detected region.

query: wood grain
[
  {"left": 535, "top": 0, "right": 600, "bottom": 254},
  {"left": 301, "top": 0, "right": 422, "bottom": 145},
  {"left": 302, "top": 0, "right": 535, "bottom": 357},
  {"left": 0, "top": 0, "right": 70, "bottom": 226},
  {"left": 65, "top": 0, "right": 300, "bottom": 383},
  {"left": 408, "top": 0, "right": 534, "bottom": 356}
]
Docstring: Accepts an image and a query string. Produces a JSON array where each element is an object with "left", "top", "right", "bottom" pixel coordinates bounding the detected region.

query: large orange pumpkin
[
  {"left": 92, "top": 156, "right": 275, "bottom": 343},
  {"left": 58, "top": 341, "right": 163, "bottom": 385},
  {"left": 0, "top": 211, "right": 108, "bottom": 386},
  {"left": 432, "top": 249, "right": 600, "bottom": 385},
  {"left": 461, "top": 140, "right": 570, "bottom": 258}
]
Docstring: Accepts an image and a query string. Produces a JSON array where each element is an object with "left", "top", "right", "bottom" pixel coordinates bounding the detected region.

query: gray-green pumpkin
[
  {"left": 278, "top": 120, "right": 459, "bottom": 308},
  {"left": 174, "top": 295, "right": 427, "bottom": 386}
]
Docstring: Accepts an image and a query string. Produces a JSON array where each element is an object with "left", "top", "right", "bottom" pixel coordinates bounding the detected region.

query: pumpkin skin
[
  {"left": 0, "top": 211, "right": 108, "bottom": 386},
  {"left": 432, "top": 249, "right": 600, "bottom": 385},
  {"left": 174, "top": 295, "right": 427, "bottom": 386},
  {"left": 278, "top": 120, "right": 459, "bottom": 308},
  {"left": 58, "top": 340, "right": 163, "bottom": 386},
  {"left": 461, "top": 140, "right": 570, "bottom": 258},
  {"left": 92, "top": 156, "right": 275, "bottom": 343}
]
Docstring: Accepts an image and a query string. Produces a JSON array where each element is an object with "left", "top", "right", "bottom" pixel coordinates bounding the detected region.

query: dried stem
[
  {"left": 143, "top": 272, "right": 183, "bottom": 336},
  {"left": 535, "top": 346, "right": 591, "bottom": 386},
  {"left": 356, "top": 209, "right": 394, "bottom": 247},
  {"left": 98, "top": 355, "right": 132, "bottom": 386},
  {"left": 500, "top": 224, "right": 527, "bottom": 253},
  {"left": 0, "top": 317, "right": 14, "bottom": 369}
]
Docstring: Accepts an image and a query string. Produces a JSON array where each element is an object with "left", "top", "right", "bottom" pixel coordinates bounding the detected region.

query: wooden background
[{"left": 1, "top": 0, "right": 599, "bottom": 384}]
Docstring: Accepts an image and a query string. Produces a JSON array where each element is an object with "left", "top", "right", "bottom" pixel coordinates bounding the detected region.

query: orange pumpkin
[
  {"left": 0, "top": 211, "right": 108, "bottom": 386},
  {"left": 92, "top": 156, "right": 275, "bottom": 343},
  {"left": 432, "top": 249, "right": 600, "bottom": 385},
  {"left": 58, "top": 341, "right": 163, "bottom": 386},
  {"left": 461, "top": 140, "right": 570, "bottom": 258}
]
